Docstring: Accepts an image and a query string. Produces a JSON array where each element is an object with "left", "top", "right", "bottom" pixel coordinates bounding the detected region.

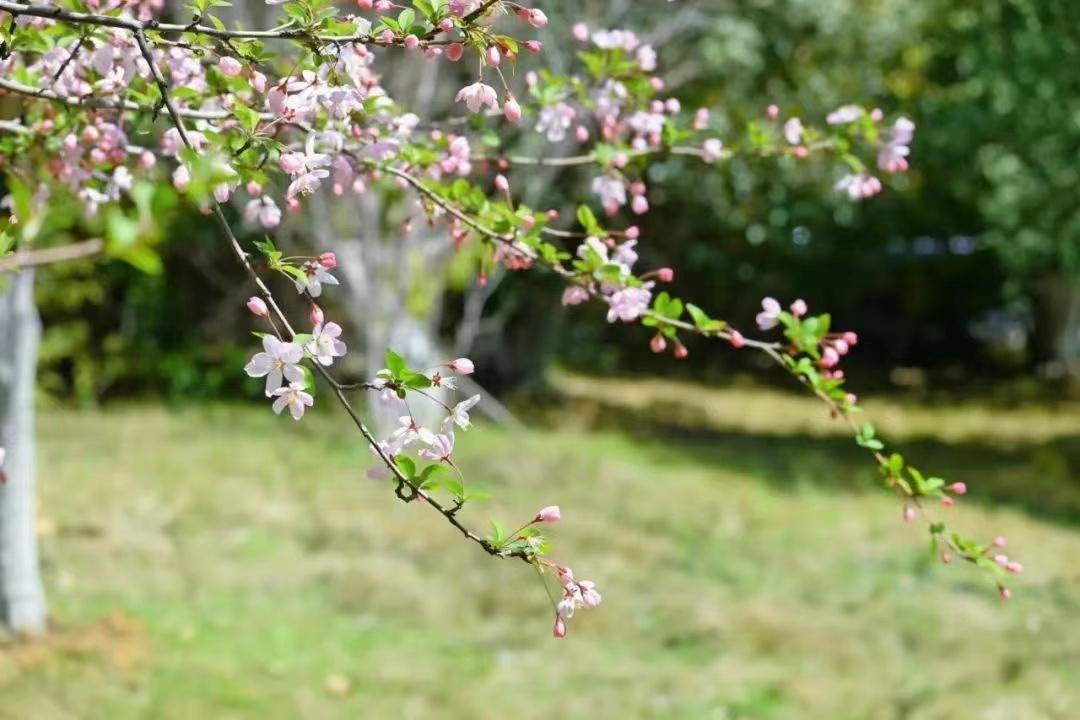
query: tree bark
[{"left": 0, "top": 269, "right": 47, "bottom": 634}]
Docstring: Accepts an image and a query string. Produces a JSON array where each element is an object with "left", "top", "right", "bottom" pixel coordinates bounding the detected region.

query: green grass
[{"left": 2, "top": 399, "right": 1079, "bottom": 719}]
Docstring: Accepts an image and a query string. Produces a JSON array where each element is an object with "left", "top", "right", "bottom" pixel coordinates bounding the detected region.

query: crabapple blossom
[
  {"left": 245, "top": 336, "right": 304, "bottom": 396},
  {"left": 271, "top": 382, "right": 314, "bottom": 420},
  {"left": 455, "top": 82, "right": 498, "bottom": 114},
  {"left": 306, "top": 322, "right": 348, "bottom": 366},
  {"left": 246, "top": 297, "right": 268, "bottom": 317},
  {"left": 756, "top": 297, "right": 782, "bottom": 330},
  {"left": 419, "top": 432, "right": 455, "bottom": 463},
  {"left": 534, "top": 506, "right": 561, "bottom": 523},
  {"left": 294, "top": 259, "right": 339, "bottom": 297},
  {"left": 448, "top": 358, "right": 475, "bottom": 375},
  {"left": 446, "top": 395, "right": 482, "bottom": 431},
  {"left": 606, "top": 287, "right": 652, "bottom": 323}
]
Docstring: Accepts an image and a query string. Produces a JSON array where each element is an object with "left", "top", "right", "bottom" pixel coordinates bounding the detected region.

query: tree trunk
[{"left": 0, "top": 269, "right": 47, "bottom": 634}]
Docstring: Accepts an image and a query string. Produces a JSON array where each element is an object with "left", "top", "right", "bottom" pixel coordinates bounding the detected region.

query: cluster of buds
[{"left": 550, "top": 559, "right": 603, "bottom": 638}]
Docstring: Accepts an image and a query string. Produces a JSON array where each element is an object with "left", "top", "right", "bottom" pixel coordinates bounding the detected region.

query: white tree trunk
[{"left": 0, "top": 269, "right": 46, "bottom": 634}]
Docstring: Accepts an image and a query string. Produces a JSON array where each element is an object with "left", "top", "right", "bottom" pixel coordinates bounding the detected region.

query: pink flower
[
  {"left": 218, "top": 56, "right": 243, "bottom": 77},
  {"left": 822, "top": 346, "right": 840, "bottom": 368},
  {"left": 271, "top": 382, "right": 314, "bottom": 420},
  {"left": 246, "top": 297, "right": 268, "bottom": 317},
  {"left": 455, "top": 82, "right": 498, "bottom": 114},
  {"left": 578, "top": 580, "right": 602, "bottom": 608},
  {"left": 606, "top": 287, "right": 651, "bottom": 323},
  {"left": 305, "top": 322, "right": 347, "bottom": 366},
  {"left": 948, "top": 482, "right": 967, "bottom": 495},
  {"left": 245, "top": 336, "right": 304, "bottom": 396},
  {"left": 562, "top": 285, "right": 590, "bottom": 306},
  {"left": 756, "top": 297, "right": 781, "bottom": 330},
  {"left": 448, "top": 358, "right": 474, "bottom": 374},
  {"left": 419, "top": 432, "right": 455, "bottom": 463},
  {"left": 766, "top": 104, "right": 780, "bottom": 119},
  {"left": 534, "top": 505, "right": 561, "bottom": 523},
  {"left": 835, "top": 172, "right": 882, "bottom": 200},
  {"left": 503, "top": 96, "right": 522, "bottom": 123},
  {"left": 446, "top": 43, "right": 464, "bottom": 62},
  {"left": 790, "top": 299, "right": 808, "bottom": 317}
]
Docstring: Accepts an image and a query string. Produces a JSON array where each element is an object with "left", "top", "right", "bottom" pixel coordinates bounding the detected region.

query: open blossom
[
  {"left": 834, "top": 172, "right": 882, "bottom": 200},
  {"left": 562, "top": 285, "right": 590, "bottom": 306},
  {"left": 783, "top": 117, "right": 804, "bottom": 145},
  {"left": 389, "top": 416, "right": 436, "bottom": 449},
  {"left": 756, "top": 297, "right": 782, "bottom": 330},
  {"left": 245, "top": 336, "right": 304, "bottom": 396},
  {"left": 445, "top": 394, "right": 481, "bottom": 432},
  {"left": 419, "top": 432, "right": 455, "bottom": 463},
  {"left": 606, "top": 286, "right": 652, "bottom": 323},
  {"left": 305, "top": 322, "right": 347, "bottom": 366},
  {"left": 455, "top": 82, "right": 498, "bottom": 113},
  {"left": 294, "top": 260, "right": 339, "bottom": 297},
  {"left": 271, "top": 382, "right": 314, "bottom": 420},
  {"left": 243, "top": 196, "right": 281, "bottom": 229},
  {"left": 535, "top": 102, "right": 576, "bottom": 142},
  {"left": 826, "top": 105, "right": 863, "bottom": 125},
  {"left": 591, "top": 175, "right": 627, "bottom": 210}
]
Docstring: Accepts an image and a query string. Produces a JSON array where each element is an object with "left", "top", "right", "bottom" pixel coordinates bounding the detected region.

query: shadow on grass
[{"left": 543, "top": 400, "right": 1080, "bottom": 526}]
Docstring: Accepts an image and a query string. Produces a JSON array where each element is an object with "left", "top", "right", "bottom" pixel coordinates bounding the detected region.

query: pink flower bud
[
  {"left": 790, "top": 299, "right": 808, "bottom": 317},
  {"left": 494, "top": 174, "right": 510, "bottom": 193},
  {"left": 948, "top": 482, "right": 967, "bottom": 495},
  {"left": 446, "top": 42, "right": 464, "bottom": 62},
  {"left": 439, "top": 18, "right": 454, "bottom": 32},
  {"left": 485, "top": 45, "right": 501, "bottom": 67},
  {"left": 993, "top": 554, "right": 1009, "bottom": 567},
  {"left": 309, "top": 304, "right": 324, "bottom": 326},
  {"left": 941, "top": 496, "right": 954, "bottom": 507},
  {"left": 319, "top": 251, "right": 338, "bottom": 269},
  {"left": 903, "top": 506, "right": 916, "bottom": 522},
  {"left": 357, "top": 0, "right": 373, "bottom": 9},
  {"left": 404, "top": 34, "right": 420, "bottom": 50},
  {"left": 503, "top": 97, "right": 522, "bottom": 123},
  {"left": 657, "top": 267, "right": 674, "bottom": 282},
  {"left": 523, "top": 40, "right": 543, "bottom": 54},
  {"left": 992, "top": 536, "right": 1007, "bottom": 548},
  {"left": 534, "top": 505, "right": 561, "bottom": 523},
  {"left": 631, "top": 195, "right": 649, "bottom": 215},
  {"left": 941, "top": 552, "right": 952, "bottom": 564},
  {"left": 379, "top": 29, "right": 395, "bottom": 44},
  {"left": 650, "top": 334, "right": 667, "bottom": 353},
  {"left": 821, "top": 346, "right": 840, "bottom": 369},
  {"left": 999, "top": 586, "right": 1012, "bottom": 601},
  {"left": 1006, "top": 561, "right": 1023, "bottom": 574},
  {"left": 845, "top": 393, "right": 858, "bottom": 406},
  {"left": 673, "top": 342, "right": 688, "bottom": 359},
  {"left": 766, "top": 104, "right": 780, "bottom": 119},
  {"left": 448, "top": 358, "right": 474, "bottom": 374},
  {"left": 572, "top": 22, "right": 589, "bottom": 42},
  {"left": 528, "top": 9, "right": 548, "bottom": 28},
  {"left": 843, "top": 331, "right": 859, "bottom": 345},
  {"left": 138, "top": 151, "right": 156, "bottom": 170},
  {"left": 575, "top": 125, "right": 590, "bottom": 143},
  {"left": 246, "top": 297, "right": 268, "bottom": 317},
  {"left": 218, "top": 56, "right": 243, "bottom": 77},
  {"left": 553, "top": 616, "right": 567, "bottom": 638},
  {"left": 729, "top": 330, "right": 745, "bottom": 349},
  {"left": 625, "top": 225, "right": 640, "bottom": 239}
]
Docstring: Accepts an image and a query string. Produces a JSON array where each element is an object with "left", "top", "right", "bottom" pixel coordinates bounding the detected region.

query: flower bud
[
  {"left": 218, "top": 56, "right": 243, "bottom": 77},
  {"left": 673, "top": 342, "right": 688, "bottom": 359},
  {"left": 494, "top": 174, "right": 510, "bottom": 193},
  {"left": 309, "top": 304, "right": 325, "bottom": 326},
  {"left": 448, "top": 358, "right": 474, "bottom": 374},
  {"left": 553, "top": 616, "right": 567, "bottom": 638},
  {"left": 992, "top": 536, "right": 1007, "bottom": 548},
  {"left": 486, "top": 45, "right": 501, "bottom": 67},
  {"left": 503, "top": 97, "right": 522, "bottom": 124},
  {"left": 404, "top": 34, "right": 420, "bottom": 50},
  {"left": 903, "top": 506, "right": 916, "bottom": 522},
  {"left": 766, "top": 104, "right": 780, "bottom": 119},
  {"left": 657, "top": 267, "right": 674, "bottom": 282},
  {"left": 650, "top": 334, "right": 667, "bottom": 353},
  {"left": 534, "top": 505, "right": 561, "bottom": 523},
  {"left": 790, "top": 299, "right": 808, "bottom": 317},
  {"left": 556, "top": 598, "right": 575, "bottom": 618},
  {"left": 728, "top": 330, "right": 745, "bottom": 349},
  {"left": 947, "top": 482, "right": 967, "bottom": 495},
  {"left": 246, "top": 297, "right": 268, "bottom": 317},
  {"left": 319, "top": 252, "right": 338, "bottom": 269}
]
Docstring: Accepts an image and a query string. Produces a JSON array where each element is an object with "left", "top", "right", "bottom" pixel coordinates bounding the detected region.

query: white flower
[
  {"left": 243, "top": 196, "right": 282, "bottom": 229},
  {"left": 390, "top": 416, "right": 436, "bottom": 448},
  {"left": 834, "top": 172, "right": 883, "bottom": 200},
  {"left": 445, "top": 394, "right": 481, "bottom": 432},
  {"left": 271, "top": 382, "right": 314, "bottom": 420},
  {"left": 455, "top": 82, "right": 498, "bottom": 114},
  {"left": 783, "top": 117, "right": 804, "bottom": 145},
  {"left": 826, "top": 105, "right": 863, "bottom": 125},
  {"left": 591, "top": 175, "right": 627, "bottom": 208},
  {"left": 419, "top": 432, "right": 455, "bottom": 462},
  {"left": 756, "top": 297, "right": 782, "bottom": 331},
  {"left": 606, "top": 287, "right": 652, "bottom": 323},
  {"left": 294, "top": 260, "right": 339, "bottom": 297},
  {"left": 305, "top": 322, "right": 347, "bottom": 366},
  {"left": 702, "top": 138, "right": 723, "bottom": 163},
  {"left": 245, "top": 336, "right": 304, "bottom": 396}
]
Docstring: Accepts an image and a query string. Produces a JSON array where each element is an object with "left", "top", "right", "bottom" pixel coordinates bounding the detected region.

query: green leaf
[{"left": 385, "top": 349, "right": 408, "bottom": 376}]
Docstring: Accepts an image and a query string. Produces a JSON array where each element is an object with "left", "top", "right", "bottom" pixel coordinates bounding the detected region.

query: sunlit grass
[{"left": 2, "top": 400, "right": 1078, "bottom": 719}]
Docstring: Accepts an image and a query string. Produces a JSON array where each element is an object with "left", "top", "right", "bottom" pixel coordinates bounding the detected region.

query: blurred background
[{"left": 3, "top": 0, "right": 1080, "bottom": 718}]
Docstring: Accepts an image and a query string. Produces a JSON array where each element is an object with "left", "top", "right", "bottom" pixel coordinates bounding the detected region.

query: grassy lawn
[{"left": 2, "top": 396, "right": 1079, "bottom": 719}]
